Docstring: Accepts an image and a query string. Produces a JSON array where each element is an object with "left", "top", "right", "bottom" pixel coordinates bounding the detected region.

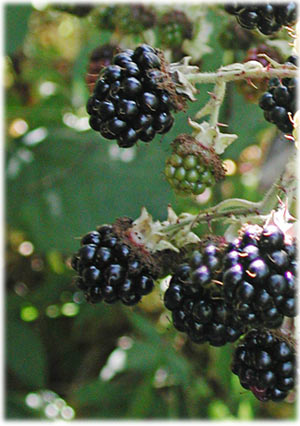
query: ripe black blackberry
[
  {"left": 232, "top": 328, "right": 296, "bottom": 402},
  {"left": 224, "top": 3, "right": 297, "bottom": 35},
  {"left": 71, "top": 219, "right": 157, "bottom": 305},
  {"left": 87, "top": 44, "right": 185, "bottom": 148},
  {"left": 259, "top": 56, "right": 298, "bottom": 135},
  {"left": 222, "top": 224, "right": 297, "bottom": 329},
  {"left": 164, "top": 241, "right": 246, "bottom": 346}
]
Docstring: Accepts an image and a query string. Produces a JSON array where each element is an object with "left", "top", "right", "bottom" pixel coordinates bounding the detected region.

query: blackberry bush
[
  {"left": 224, "top": 3, "right": 297, "bottom": 35},
  {"left": 164, "top": 241, "right": 246, "bottom": 346},
  {"left": 232, "top": 328, "right": 296, "bottom": 402},
  {"left": 223, "top": 224, "right": 297, "bottom": 329},
  {"left": 86, "top": 44, "right": 186, "bottom": 148},
  {"left": 164, "top": 134, "right": 225, "bottom": 196},
  {"left": 259, "top": 56, "right": 298, "bottom": 134}
]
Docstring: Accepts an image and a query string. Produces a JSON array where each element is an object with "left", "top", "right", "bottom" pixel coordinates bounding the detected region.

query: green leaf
[
  {"left": 6, "top": 320, "right": 47, "bottom": 389},
  {"left": 5, "top": 5, "right": 33, "bottom": 55},
  {"left": 126, "top": 341, "right": 160, "bottom": 372},
  {"left": 125, "top": 375, "right": 155, "bottom": 418},
  {"left": 128, "top": 311, "right": 161, "bottom": 344}
]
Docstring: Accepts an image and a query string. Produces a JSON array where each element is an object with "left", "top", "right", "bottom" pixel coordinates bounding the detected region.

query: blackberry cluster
[
  {"left": 71, "top": 224, "right": 155, "bottom": 305},
  {"left": 158, "top": 10, "right": 193, "bottom": 49},
  {"left": 99, "top": 5, "right": 156, "bottom": 34},
  {"left": 232, "top": 329, "right": 296, "bottom": 401},
  {"left": 86, "top": 44, "right": 176, "bottom": 148},
  {"left": 223, "top": 224, "right": 297, "bottom": 329},
  {"left": 236, "top": 44, "right": 282, "bottom": 103},
  {"left": 164, "top": 134, "right": 225, "bottom": 197},
  {"left": 224, "top": 3, "right": 297, "bottom": 35},
  {"left": 259, "top": 56, "right": 298, "bottom": 135},
  {"left": 164, "top": 244, "right": 246, "bottom": 346}
]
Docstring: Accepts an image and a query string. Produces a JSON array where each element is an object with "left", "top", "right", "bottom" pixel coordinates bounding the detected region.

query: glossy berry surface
[
  {"left": 222, "top": 225, "right": 297, "bottom": 328},
  {"left": 164, "top": 244, "right": 246, "bottom": 346},
  {"left": 71, "top": 224, "right": 155, "bottom": 305},
  {"left": 225, "top": 3, "right": 297, "bottom": 35},
  {"left": 232, "top": 329, "right": 296, "bottom": 402},
  {"left": 259, "top": 56, "right": 298, "bottom": 135},
  {"left": 165, "top": 150, "right": 217, "bottom": 197},
  {"left": 86, "top": 44, "right": 176, "bottom": 147}
]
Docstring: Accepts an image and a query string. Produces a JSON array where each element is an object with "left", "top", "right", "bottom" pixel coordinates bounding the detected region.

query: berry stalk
[
  {"left": 162, "top": 152, "right": 297, "bottom": 235},
  {"left": 179, "top": 61, "right": 297, "bottom": 85}
]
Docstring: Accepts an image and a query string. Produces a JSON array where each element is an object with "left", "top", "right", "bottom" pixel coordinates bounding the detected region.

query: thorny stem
[
  {"left": 184, "top": 63, "right": 297, "bottom": 85},
  {"left": 163, "top": 153, "right": 297, "bottom": 235}
]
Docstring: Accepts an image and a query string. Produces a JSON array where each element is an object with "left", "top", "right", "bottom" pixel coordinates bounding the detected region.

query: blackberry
[
  {"left": 232, "top": 329, "right": 296, "bottom": 402},
  {"left": 164, "top": 134, "right": 225, "bottom": 197},
  {"left": 158, "top": 10, "right": 193, "bottom": 49},
  {"left": 86, "top": 44, "right": 185, "bottom": 148},
  {"left": 71, "top": 220, "right": 157, "bottom": 305},
  {"left": 222, "top": 224, "right": 297, "bottom": 328},
  {"left": 164, "top": 241, "right": 246, "bottom": 346},
  {"left": 98, "top": 5, "right": 156, "bottom": 35},
  {"left": 235, "top": 44, "right": 282, "bottom": 103},
  {"left": 259, "top": 56, "right": 298, "bottom": 135},
  {"left": 225, "top": 3, "right": 297, "bottom": 35}
]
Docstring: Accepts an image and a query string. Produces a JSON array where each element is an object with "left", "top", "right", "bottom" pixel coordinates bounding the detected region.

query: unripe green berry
[
  {"left": 186, "top": 169, "right": 199, "bottom": 183},
  {"left": 174, "top": 167, "right": 186, "bottom": 181},
  {"left": 183, "top": 155, "right": 197, "bottom": 170},
  {"left": 170, "top": 154, "right": 182, "bottom": 167},
  {"left": 165, "top": 164, "right": 176, "bottom": 179},
  {"left": 165, "top": 134, "right": 225, "bottom": 197},
  {"left": 194, "top": 183, "right": 206, "bottom": 195},
  {"left": 200, "top": 170, "right": 214, "bottom": 185}
]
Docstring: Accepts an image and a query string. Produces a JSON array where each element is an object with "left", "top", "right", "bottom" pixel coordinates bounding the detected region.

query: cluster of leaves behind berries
[
  {"left": 259, "top": 56, "right": 298, "bottom": 135},
  {"left": 224, "top": 2, "right": 297, "bottom": 35},
  {"left": 222, "top": 224, "right": 297, "bottom": 329},
  {"left": 71, "top": 223, "right": 156, "bottom": 306},
  {"left": 163, "top": 242, "right": 246, "bottom": 346},
  {"left": 86, "top": 44, "right": 176, "bottom": 148},
  {"left": 232, "top": 328, "right": 296, "bottom": 402}
]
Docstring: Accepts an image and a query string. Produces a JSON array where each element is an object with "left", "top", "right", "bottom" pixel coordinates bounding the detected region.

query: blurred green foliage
[{"left": 5, "top": 3, "right": 296, "bottom": 420}]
